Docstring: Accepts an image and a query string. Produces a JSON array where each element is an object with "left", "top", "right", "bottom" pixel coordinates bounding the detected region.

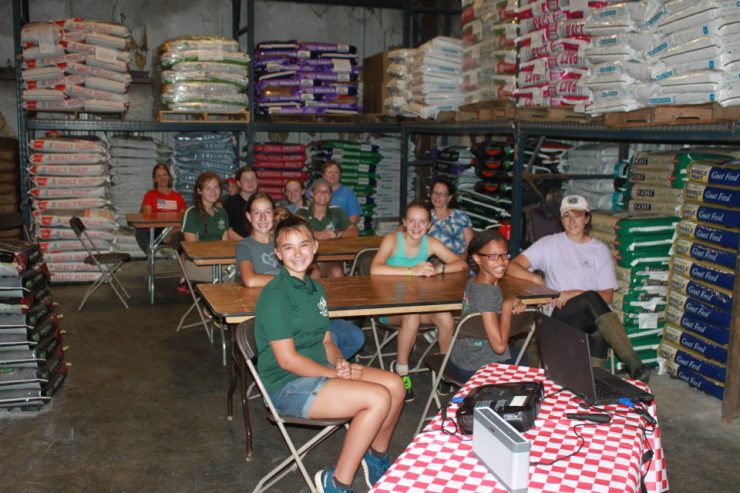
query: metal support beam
[{"left": 12, "top": 0, "right": 29, "bottom": 225}]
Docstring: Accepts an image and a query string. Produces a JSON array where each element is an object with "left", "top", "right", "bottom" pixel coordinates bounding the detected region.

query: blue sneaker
[
  {"left": 314, "top": 466, "right": 353, "bottom": 493},
  {"left": 361, "top": 449, "right": 391, "bottom": 487}
]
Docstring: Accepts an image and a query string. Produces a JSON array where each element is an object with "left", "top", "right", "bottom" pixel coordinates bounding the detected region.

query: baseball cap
[
  {"left": 311, "top": 178, "right": 331, "bottom": 191},
  {"left": 560, "top": 195, "right": 589, "bottom": 215},
  {"left": 226, "top": 177, "right": 237, "bottom": 185}
]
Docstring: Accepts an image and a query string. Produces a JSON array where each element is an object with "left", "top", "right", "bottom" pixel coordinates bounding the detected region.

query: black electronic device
[{"left": 456, "top": 382, "right": 543, "bottom": 434}]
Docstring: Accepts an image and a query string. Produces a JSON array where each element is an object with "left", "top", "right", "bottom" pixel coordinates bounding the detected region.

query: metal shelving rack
[{"left": 11, "top": 0, "right": 740, "bottom": 420}]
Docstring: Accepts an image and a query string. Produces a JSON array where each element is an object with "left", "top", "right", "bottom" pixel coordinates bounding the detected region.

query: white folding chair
[
  {"left": 69, "top": 216, "right": 131, "bottom": 311},
  {"left": 415, "top": 309, "right": 537, "bottom": 435},
  {"left": 235, "top": 320, "right": 349, "bottom": 493}
]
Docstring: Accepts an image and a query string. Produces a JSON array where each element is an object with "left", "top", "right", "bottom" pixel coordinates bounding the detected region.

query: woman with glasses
[
  {"left": 428, "top": 179, "right": 473, "bottom": 257},
  {"left": 507, "top": 195, "right": 650, "bottom": 382},
  {"left": 446, "top": 230, "right": 527, "bottom": 382}
]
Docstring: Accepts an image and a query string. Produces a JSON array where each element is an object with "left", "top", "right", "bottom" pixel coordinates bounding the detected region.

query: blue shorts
[{"left": 270, "top": 376, "right": 330, "bottom": 419}]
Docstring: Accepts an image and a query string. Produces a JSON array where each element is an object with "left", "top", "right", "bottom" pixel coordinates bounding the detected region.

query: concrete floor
[{"left": 1, "top": 260, "right": 739, "bottom": 493}]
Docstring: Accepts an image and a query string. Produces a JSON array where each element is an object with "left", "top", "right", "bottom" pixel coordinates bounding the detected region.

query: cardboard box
[{"left": 362, "top": 51, "right": 392, "bottom": 114}]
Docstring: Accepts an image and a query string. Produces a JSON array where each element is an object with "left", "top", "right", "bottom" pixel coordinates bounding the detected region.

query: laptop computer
[{"left": 535, "top": 313, "right": 654, "bottom": 406}]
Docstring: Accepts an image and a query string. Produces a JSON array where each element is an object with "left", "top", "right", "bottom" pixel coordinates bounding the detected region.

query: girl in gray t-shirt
[{"left": 448, "top": 230, "right": 525, "bottom": 382}]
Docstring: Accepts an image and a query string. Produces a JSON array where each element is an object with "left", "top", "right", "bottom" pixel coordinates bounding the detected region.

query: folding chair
[
  {"left": 69, "top": 216, "right": 131, "bottom": 311},
  {"left": 415, "top": 310, "right": 537, "bottom": 435},
  {"left": 348, "top": 247, "right": 377, "bottom": 276},
  {"left": 171, "top": 231, "right": 213, "bottom": 342},
  {"left": 235, "top": 320, "right": 349, "bottom": 493}
]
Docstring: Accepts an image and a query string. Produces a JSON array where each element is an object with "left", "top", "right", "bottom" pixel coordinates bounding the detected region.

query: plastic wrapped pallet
[
  {"left": 27, "top": 136, "right": 119, "bottom": 283},
  {"left": 581, "top": 1, "right": 661, "bottom": 114},
  {"left": 405, "top": 37, "right": 464, "bottom": 119},
  {"left": 308, "top": 140, "right": 382, "bottom": 233},
  {"left": 461, "top": 0, "right": 518, "bottom": 105},
  {"left": 659, "top": 158, "right": 739, "bottom": 400},
  {"left": 158, "top": 36, "right": 249, "bottom": 113},
  {"left": 171, "top": 132, "right": 237, "bottom": 204},
  {"left": 367, "top": 135, "right": 412, "bottom": 225},
  {"left": 254, "top": 40, "right": 359, "bottom": 116},
  {"left": 559, "top": 143, "right": 622, "bottom": 210},
  {"left": 384, "top": 48, "right": 416, "bottom": 116},
  {"left": 109, "top": 135, "right": 171, "bottom": 225},
  {"left": 590, "top": 211, "right": 680, "bottom": 370},
  {"left": 513, "top": 0, "right": 592, "bottom": 109},
  {"left": 252, "top": 143, "right": 308, "bottom": 201},
  {"left": 21, "top": 19, "right": 131, "bottom": 114},
  {"left": 0, "top": 240, "right": 67, "bottom": 411}
]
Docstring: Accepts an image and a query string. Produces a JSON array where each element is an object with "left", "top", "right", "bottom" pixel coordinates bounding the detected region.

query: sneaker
[
  {"left": 361, "top": 449, "right": 391, "bottom": 487},
  {"left": 176, "top": 280, "right": 189, "bottom": 294},
  {"left": 436, "top": 381, "right": 455, "bottom": 396},
  {"left": 630, "top": 364, "right": 651, "bottom": 384},
  {"left": 314, "top": 466, "right": 353, "bottom": 493},
  {"left": 401, "top": 375, "right": 414, "bottom": 402}
]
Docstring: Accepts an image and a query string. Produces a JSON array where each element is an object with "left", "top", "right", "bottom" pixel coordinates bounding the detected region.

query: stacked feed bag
[
  {"left": 646, "top": 0, "right": 740, "bottom": 108},
  {"left": 252, "top": 143, "right": 308, "bottom": 201},
  {"left": 309, "top": 140, "right": 382, "bottom": 234},
  {"left": 659, "top": 159, "right": 740, "bottom": 400},
  {"left": 171, "top": 132, "right": 237, "bottom": 205},
  {"left": 109, "top": 136, "right": 171, "bottom": 222},
  {"left": 560, "top": 144, "right": 622, "bottom": 211},
  {"left": 460, "top": 140, "right": 515, "bottom": 229},
  {"left": 591, "top": 211, "right": 679, "bottom": 370},
  {"left": 21, "top": 20, "right": 131, "bottom": 113},
  {"left": 368, "top": 135, "right": 412, "bottom": 226},
  {"left": 405, "top": 37, "right": 464, "bottom": 119},
  {"left": 254, "top": 40, "right": 359, "bottom": 116},
  {"left": 158, "top": 36, "right": 249, "bottom": 113},
  {"left": 627, "top": 148, "right": 740, "bottom": 216},
  {"left": 384, "top": 48, "right": 417, "bottom": 116},
  {"left": 27, "top": 136, "right": 117, "bottom": 283},
  {"left": 32, "top": 209, "right": 117, "bottom": 279},
  {"left": 0, "top": 138, "right": 21, "bottom": 235},
  {"left": 513, "top": 0, "right": 592, "bottom": 109},
  {"left": 580, "top": 2, "right": 657, "bottom": 114},
  {"left": 461, "top": 0, "right": 518, "bottom": 105},
  {"left": 0, "top": 241, "right": 67, "bottom": 411}
]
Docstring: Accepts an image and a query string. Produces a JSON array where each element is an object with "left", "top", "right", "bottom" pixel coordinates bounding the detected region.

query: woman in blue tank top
[{"left": 371, "top": 201, "right": 467, "bottom": 401}]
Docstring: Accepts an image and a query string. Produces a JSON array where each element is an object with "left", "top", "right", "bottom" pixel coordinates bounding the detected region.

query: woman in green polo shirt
[{"left": 256, "top": 216, "right": 404, "bottom": 493}]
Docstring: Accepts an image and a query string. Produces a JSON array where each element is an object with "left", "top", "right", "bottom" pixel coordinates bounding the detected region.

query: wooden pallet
[
  {"left": 27, "top": 110, "right": 123, "bottom": 120},
  {"left": 604, "top": 104, "right": 740, "bottom": 128},
  {"left": 157, "top": 110, "right": 250, "bottom": 123},
  {"left": 516, "top": 106, "right": 599, "bottom": 123},
  {"left": 459, "top": 100, "right": 516, "bottom": 120}
]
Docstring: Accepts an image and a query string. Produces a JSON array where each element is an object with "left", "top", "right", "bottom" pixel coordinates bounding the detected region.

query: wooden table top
[
  {"left": 198, "top": 272, "right": 558, "bottom": 324},
  {"left": 126, "top": 212, "right": 183, "bottom": 229},
  {"left": 182, "top": 235, "right": 383, "bottom": 265}
]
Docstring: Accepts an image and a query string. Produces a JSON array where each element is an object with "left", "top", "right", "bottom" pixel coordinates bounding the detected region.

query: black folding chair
[{"left": 69, "top": 216, "right": 131, "bottom": 311}]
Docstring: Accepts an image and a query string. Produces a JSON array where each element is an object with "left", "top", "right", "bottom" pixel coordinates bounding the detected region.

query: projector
[{"left": 456, "top": 381, "right": 543, "bottom": 434}]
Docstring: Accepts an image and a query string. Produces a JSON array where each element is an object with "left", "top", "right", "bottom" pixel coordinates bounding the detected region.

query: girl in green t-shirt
[{"left": 256, "top": 217, "right": 404, "bottom": 493}]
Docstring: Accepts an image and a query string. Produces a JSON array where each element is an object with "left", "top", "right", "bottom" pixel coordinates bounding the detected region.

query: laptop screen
[{"left": 535, "top": 312, "right": 598, "bottom": 402}]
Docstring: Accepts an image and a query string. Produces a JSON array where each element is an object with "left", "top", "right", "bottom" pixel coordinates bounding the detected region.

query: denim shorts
[{"left": 270, "top": 376, "right": 330, "bottom": 419}]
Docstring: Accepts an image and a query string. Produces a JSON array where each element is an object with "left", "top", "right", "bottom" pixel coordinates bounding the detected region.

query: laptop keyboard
[{"left": 594, "top": 379, "right": 622, "bottom": 400}]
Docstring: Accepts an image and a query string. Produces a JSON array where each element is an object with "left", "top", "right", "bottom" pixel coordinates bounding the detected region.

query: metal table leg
[{"left": 147, "top": 226, "right": 172, "bottom": 304}]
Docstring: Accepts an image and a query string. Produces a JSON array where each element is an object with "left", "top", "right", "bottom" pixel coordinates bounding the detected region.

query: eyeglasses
[
  {"left": 477, "top": 252, "right": 510, "bottom": 261},
  {"left": 561, "top": 211, "right": 587, "bottom": 220},
  {"left": 431, "top": 191, "right": 450, "bottom": 197}
]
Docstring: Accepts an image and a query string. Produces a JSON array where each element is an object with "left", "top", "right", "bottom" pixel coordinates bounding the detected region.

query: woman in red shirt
[{"left": 135, "top": 163, "right": 186, "bottom": 253}]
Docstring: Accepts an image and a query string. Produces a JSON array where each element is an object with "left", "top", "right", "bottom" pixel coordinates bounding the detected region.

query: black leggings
[{"left": 551, "top": 291, "right": 610, "bottom": 358}]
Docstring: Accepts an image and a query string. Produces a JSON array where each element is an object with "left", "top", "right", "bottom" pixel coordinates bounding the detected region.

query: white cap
[{"left": 560, "top": 195, "right": 590, "bottom": 215}]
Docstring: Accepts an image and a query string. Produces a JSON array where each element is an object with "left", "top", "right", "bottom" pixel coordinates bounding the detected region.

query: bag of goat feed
[
  {"left": 664, "top": 306, "right": 730, "bottom": 345},
  {"left": 672, "top": 238, "right": 737, "bottom": 270},
  {"left": 668, "top": 273, "right": 733, "bottom": 311},
  {"left": 664, "top": 359, "right": 724, "bottom": 400},
  {"left": 663, "top": 324, "right": 727, "bottom": 364}
]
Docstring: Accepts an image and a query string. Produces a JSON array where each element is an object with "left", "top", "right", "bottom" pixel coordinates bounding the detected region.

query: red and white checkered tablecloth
[{"left": 372, "top": 363, "right": 669, "bottom": 493}]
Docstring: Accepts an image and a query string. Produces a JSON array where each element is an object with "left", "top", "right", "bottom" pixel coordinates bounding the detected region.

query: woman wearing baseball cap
[{"left": 506, "top": 195, "right": 650, "bottom": 382}]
